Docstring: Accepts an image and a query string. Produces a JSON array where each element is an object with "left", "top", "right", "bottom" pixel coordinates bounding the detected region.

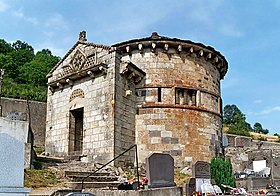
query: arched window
[{"left": 70, "top": 89, "right": 85, "bottom": 102}]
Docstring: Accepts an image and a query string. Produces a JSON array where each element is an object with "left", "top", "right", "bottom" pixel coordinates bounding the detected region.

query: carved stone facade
[{"left": 45, "top": 32, "right": 228, "bottom": 166}]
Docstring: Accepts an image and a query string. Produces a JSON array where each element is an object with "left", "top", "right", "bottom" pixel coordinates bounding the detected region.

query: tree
[
  {"left": 262, "top": 129, "right": 269, "bottom": 135},
  {"left": 12, "top": 40, "right": 34, "bottom": 53},
  {"left": 211, "top": 157, "right": 235, "bottom": 191},
  {"left": 253, "top": 122, "right": 269, "bottom": 134},
  {"left": 0, "top": 39, "right": 12, "bottom": 54},
  {"left": 253, "top": 122, "right": 263, "bottom": 133},
  {"left": 223, "top": 104, "right": 250, "bottom": 136},
  {"left": 0, "top": 39, "right": 60, "bottom": 101},
  {"left": 223, "top": 104, "right": 246, "bottom": 125},
  {"left": 19, "top": 49, "right": 59, "bottom": 86}
]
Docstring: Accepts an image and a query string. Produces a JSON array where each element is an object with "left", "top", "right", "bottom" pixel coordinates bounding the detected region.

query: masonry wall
[
  {"left": 224, "top": 134, "right": 280, "bottom": 172},
  {"left": 46, "top": 44, "right": 117, "bottom": 163},
  {"left": 119, "top": 46, "right": 223, "bottom": 166},
  {"left": 0, "top": 97, "right": 46, "bottom": 147},
  {"left": 114, "top": 57, "right": 137, "bottom": 166}
]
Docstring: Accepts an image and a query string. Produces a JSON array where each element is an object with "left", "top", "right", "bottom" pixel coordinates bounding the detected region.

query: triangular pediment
[{"left": 47, "top": 41, "right": 112, "bottom": 83}]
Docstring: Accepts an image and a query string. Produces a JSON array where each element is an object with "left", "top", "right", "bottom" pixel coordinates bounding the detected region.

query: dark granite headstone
[
  {"left": 192, "top": 161, "right": 211, "bottom": 179},
  {"left": 190, "top": 161, "right": 211, "bottom": 193},
  {"left": 146, "top": 153, "right": 175, "bottom": 188},
  {"left": 186, "top": 178, "right": 196, "bottom": 196}
]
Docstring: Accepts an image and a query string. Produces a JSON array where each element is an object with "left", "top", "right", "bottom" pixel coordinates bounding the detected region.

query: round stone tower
[{"left": 114, "top": 32, "right": 228, "bottom": 166}]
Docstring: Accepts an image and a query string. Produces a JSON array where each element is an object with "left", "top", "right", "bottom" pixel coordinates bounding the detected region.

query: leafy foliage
[
  {"left": 223, "top": 104, "right": 250, "bottom": 136},
  {"left": 0, "top": 39, "right": 60, "bottom": 101},
  {"left": 223, "top": 104, "right": 270, "bottom": 136},
  {"left": 253, "top": 122, "right": 269, "bottom": 134},
  {"left": 210, "top": 157, "right": 235, "bottom": 191},
  {"left": 0, "top": 39, "right": 13, "bottom": 54}
]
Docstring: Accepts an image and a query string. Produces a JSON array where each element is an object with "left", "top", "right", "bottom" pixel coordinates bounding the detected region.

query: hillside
[{"left": 0, "top": 39, "right": 60, "bottom": 102}]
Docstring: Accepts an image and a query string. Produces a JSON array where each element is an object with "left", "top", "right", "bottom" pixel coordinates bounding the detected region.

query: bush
[
  {"left": 227, "top": 126, "right": 250, "bottom": 137},
  {"left": 210, "top": 157, "right": 235, "bottom": 191},
  {"left": 258, "top": 135, "right": 267, "bottom": 141},
  {"left": 32, "top": 160, "right": 42, "bottom": 170}
]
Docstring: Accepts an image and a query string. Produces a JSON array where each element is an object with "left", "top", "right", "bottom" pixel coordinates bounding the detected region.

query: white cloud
[
  {"left": 0, "top": 0, "right": 8, "bottom": 12},
  {"left": 12, "top": 8, "right": 38, "bottom": 25},
  {"left": 254, "top": 100, "right": 263, "bottom": 104},
  {"left": 258, "top": 106, "right": 280, "bottom": 115},
  {"left": 185, "top": 0, "right": 243, "bottom": 38},
  {"left": 45, "top": 13, "right": 68, "bottom": 30},
  {"left": 219, "top": 24, "right": 243, "bottom": 37}
]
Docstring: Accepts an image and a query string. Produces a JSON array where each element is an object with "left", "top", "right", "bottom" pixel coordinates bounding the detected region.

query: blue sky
[{"left": 0, "top": 0, "right": 279, "bottom": 135}]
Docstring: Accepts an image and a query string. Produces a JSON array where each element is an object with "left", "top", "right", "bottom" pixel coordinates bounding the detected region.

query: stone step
[
  {"left": 64, "top": 155, "right": 83, "bottom": 161},
  {"left": 66, "top": 181, "right": 121, "bottom": 189},
  {"left": 65, "top": 170, "right": 110, "bottom": 177},
  {"left": 67, "top": 175, "right": 119, "bottom": 182}
]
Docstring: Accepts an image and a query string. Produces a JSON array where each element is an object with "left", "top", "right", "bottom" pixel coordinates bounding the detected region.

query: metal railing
[{"left": 81, "top": 144, "right": 140, "bottom": 190}]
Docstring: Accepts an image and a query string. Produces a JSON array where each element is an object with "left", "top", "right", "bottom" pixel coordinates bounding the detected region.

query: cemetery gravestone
[
  {"left": 146, "top": 153, "right": 176, "bottom": 188},
  {"left": 186, "top": 178, "right": 196, "bottom": 196},
  {"left": 0, "top": 117, "right": 30, "bottom": 196},
  {"left": 192, "top": 161, "right": 211, "bottom": 179},
  {"left": 193, "top": 161, "right": 211, "bottom": 192},
  {"left": 186, "top": 161, "right": 211, "bottom": 195}
]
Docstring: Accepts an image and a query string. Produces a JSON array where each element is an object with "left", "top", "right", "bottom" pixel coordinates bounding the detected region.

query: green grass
[
  {"left": 24, "top": 169, "right": 61, "bottom": 188},
  {"left": 33, "top": 146, "right": 45, "bottom": 155}
]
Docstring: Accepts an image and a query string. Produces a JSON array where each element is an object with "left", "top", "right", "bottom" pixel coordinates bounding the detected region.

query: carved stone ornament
[
  {"left": 79, "top": 31, "right": 87, "bottom": 42},
  {"left": 61, "top": 50, "right": 86, "bottom": 77}
]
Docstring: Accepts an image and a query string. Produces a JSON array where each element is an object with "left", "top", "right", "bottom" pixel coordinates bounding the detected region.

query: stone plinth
[
  {"left": 0, "top": 188, "right": 31, "bottom": 196},
  {"left": 0, "top": 117, "right": 30, "bottom": 196}
]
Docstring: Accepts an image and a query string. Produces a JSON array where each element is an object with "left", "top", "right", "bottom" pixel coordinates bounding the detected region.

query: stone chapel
[{"left": 45, "top": 31, "right": 228, "bottom": 166}]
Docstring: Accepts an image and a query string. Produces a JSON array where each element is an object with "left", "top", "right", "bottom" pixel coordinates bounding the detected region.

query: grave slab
[
  {"left": 0, "top": 117, "right": 30, "bottom": 196},
  {"left": 146, "top": 153, "right": 175, "bottom": 188}
]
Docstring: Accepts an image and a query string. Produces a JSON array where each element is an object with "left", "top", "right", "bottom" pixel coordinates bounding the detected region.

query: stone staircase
[{"left": 64, "top": 170, "right": 121, "bottom": 189}]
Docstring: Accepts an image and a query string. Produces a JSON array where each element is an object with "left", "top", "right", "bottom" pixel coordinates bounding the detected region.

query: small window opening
[
  {"left": 175, "top": 88, "right": 196, "bottom": 106},
  {"left": 158, "top": 87, "right": 162, "bottom": 102},
  {"left": 137, "top": 90, "right": 146, "bottom": 96}
]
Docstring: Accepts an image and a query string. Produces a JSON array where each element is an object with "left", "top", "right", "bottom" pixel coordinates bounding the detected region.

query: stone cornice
[
  {"left": 120, "top": 61, "right": 146, "bottom": 84},
  {"left": 48, "top": 63, "right": 108, "bottom": 93},
  {"left": 140, "top": 103, "right": 222, "bottom": 117},
  {"left": 113, "top": 32, "right": 228, "bottom": 79}
]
